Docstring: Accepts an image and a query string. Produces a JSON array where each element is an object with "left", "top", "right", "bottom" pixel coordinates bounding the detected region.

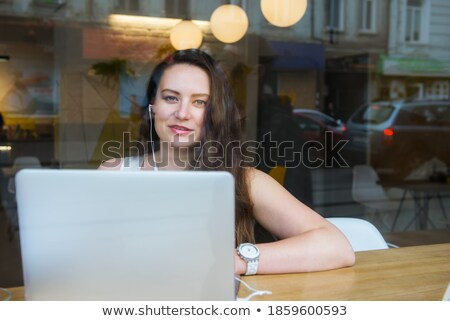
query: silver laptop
[{"left": 15, "top": 169, "right": 235, "bottom": 300}]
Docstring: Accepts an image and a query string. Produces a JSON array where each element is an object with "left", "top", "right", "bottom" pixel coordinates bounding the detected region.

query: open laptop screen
[{"left": 16, "top": 169, "right": 235, "bottom": 300}]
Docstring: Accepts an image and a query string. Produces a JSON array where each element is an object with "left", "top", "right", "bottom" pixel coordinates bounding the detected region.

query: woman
[{"left": 100, "top": 49, "right": 355, "bottom": 275}]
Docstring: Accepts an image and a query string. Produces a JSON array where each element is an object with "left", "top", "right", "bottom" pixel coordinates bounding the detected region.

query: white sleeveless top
[{"left": 119, "top": 156, "right": 144, "bottom": 171}]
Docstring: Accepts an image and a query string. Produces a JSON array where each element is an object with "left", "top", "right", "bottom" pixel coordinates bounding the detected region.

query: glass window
[
  {"left": 431, "top": 81, "right": 450, "bottom": 100},
  {"left": 405, "top": 0, "right": 424, "bottom": 42},
  {"left": 326, "top": 0, "right": 345, "bottom": 31},
  {"left": 2, "top": 0, "right": 450, "bottom": 291},
  {"left": 351, "top": 104, "right": 395, "bottom": 125},
  {"left": 360, "top": 0, "right": 376, "bottom": 32}
]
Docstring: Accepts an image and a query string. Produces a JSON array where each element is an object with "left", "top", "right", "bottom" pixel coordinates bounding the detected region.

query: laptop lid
[{"left": 15, "top": 169, "right": 235, "bottom": 300}]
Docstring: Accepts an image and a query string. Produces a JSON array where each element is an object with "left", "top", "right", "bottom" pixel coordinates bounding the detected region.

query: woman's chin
[
  {"left": 167, "top": 133, "right": 199, "bottom": 147},
  {"left": 169, "top": 138, "right": 200, "bottom": 149}
]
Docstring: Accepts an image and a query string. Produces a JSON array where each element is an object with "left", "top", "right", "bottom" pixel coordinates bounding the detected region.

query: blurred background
[{"left": 1, "top": 0, "right": 449, "bottom": 287}]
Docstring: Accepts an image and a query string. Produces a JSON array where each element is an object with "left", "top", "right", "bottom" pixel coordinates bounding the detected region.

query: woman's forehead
[
  {"left": 159, "top": 63, "right": 210, "bottom": 94},
  {"left": 163, "top": 63, "right": 209, "bottom": 80}
]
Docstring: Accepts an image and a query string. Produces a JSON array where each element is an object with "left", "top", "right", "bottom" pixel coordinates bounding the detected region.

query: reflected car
[
  {"left": 345, "top": 100, "right": 450, "bottom": 179},
  {"left": 292, "top": 109, "right": 347, "bottom": 135},
  {"left": 291, "top": 110, "right": 347, "bottom": 166}
]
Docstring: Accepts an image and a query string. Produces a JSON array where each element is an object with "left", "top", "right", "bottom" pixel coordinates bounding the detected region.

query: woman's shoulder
[
  {"left": 244, "top": 167, "right": 291, "bottom": 203},
  {"left": 245, "top": 167, "right": 275, "bottom": 183}
]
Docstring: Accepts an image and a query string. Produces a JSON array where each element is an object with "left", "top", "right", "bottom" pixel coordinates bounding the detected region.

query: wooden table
[
  {"left": 7, "top": 243, "right": 450, "bottom": 301},
  {"left": 238, "top": 243, "right": 450, "bottom": 300}
]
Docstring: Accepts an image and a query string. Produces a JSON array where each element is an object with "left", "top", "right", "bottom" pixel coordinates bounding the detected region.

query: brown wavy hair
[{"left": 146, "top": 49, "right": 255, "bottom": 245}]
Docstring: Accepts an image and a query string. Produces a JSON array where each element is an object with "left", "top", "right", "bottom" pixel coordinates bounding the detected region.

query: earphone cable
[
  {"left": 234, "top": 276, "right": 272, "bottom": 301},
  {"left": 148, "top": 104, "right": 158, "bottom": 171}
]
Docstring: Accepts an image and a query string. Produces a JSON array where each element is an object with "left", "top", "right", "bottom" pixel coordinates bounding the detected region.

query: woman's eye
[
  {"left": 194, "top": 100, "right": 207, "bottom": 107},
  {"left": 163, "top": 96, "right": 178, "bottom": 103}
]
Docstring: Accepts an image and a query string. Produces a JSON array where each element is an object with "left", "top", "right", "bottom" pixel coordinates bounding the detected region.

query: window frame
[
  {"left": 359, "top": 0, "right": 377, "bottom": 34},
  {"left": 326, "top": 0, "right": 346, "bottom": 32},
  {"left": 404, "top": 0, "right": 430, "bottom": 44},
  {"left": 430, "top": 81, "right": 450, "bottom": 100}
]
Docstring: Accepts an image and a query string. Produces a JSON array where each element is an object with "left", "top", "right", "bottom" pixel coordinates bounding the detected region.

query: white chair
[
  {"left": 4, "top": 156, "right": 41, "bottom": 240},
  {"left": 352, "top": 165, "right": 404, "bottom": 232},
  {"left": 7, "top": 156, "right": 42, "bottom": 193},
  {"left": 327, "top": 217, "right": 389, "bottom": 252}
]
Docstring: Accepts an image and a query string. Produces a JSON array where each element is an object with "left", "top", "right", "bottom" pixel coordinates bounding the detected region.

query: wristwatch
[{"left": 237, "top": 243, "right": 260, "bottom": 275}]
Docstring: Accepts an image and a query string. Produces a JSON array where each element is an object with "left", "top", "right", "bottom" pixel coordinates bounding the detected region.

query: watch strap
[{"left": 245, "top": 260, "right": 258, "bottom": 275}]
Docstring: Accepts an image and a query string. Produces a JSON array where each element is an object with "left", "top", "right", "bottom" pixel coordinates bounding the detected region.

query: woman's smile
[{"left": 169, "top": 125, "right": 193, "bottom": 135}]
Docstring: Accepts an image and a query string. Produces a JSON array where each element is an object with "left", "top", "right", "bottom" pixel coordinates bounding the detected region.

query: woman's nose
[{"left": 174, "top": 102, "right": 191, "bottom": 120}]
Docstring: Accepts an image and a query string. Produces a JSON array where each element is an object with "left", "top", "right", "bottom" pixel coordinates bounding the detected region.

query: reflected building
[{"left": 381, "top": 0, "right": 450, "bottom": 100}]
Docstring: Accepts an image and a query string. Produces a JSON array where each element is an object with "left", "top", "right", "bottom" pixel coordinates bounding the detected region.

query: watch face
[{"left": 240, "top": 244, "right": 259, "bottom": 259}]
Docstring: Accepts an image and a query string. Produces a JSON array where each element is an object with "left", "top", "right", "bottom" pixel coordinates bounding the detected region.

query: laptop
[{"left": 15, "top": 169, "right": 236, "bottom": 300}]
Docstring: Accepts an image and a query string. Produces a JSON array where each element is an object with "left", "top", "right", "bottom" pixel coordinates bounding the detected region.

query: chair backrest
[
  {"left": 12, "top": 156, "right": 42, "bottom": 170},
  {"left": 8, "top": 156, "right": 42, "bottom": 193},
  {"left": 352, "top": 165, "right": 389, "bottom": 204},
  {"left": 327, "top": 217, "right": 389, "bottom": 251}
]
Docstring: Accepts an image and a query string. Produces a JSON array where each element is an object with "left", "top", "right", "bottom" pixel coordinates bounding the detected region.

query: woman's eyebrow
[
  {"left": 192, "top": 93, "right": 210, "bottom": 98},
  {"left": 160, "top": 89, "right": 180, "bottom": 95},
  {"left": 160, "top": 89, "right": 209, "bottom": 98}
]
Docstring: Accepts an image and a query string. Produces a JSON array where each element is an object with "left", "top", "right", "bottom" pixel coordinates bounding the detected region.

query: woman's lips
[{"left": 169, "top": 125, "right": 193, "bottom": 135}]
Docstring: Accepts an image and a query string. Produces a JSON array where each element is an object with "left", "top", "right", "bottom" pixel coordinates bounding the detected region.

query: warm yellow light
[
  {"left": 261, "top": 0, "right": 308, "bottom": 27},
  {"left": 210, "top": 4, "right": 248, "bottom": 44},
  {"left": 108, "top": 14, "right": 210, "bottom": 29},
  {"left": 0, "top": 146, "right": 12, "bottom": 151},
  {"left": 109, "top": 14, "right": 181, "bottom": 28},
  {"left": 170, "top": 20, "right": 203, "bottom": 50}
]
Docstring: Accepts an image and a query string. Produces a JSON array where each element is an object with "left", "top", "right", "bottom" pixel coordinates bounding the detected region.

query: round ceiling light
[
  {"left": 170, "top": 20, "right": 203, "bottom": 50},
  {"left": 210, "top": 4, "right": 248, "bottom": 43},
  {"left": 261, "top": 0, "right": 308, "bottom": 28}
]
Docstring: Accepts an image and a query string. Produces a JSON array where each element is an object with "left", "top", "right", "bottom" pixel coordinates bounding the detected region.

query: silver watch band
[{"left": 246, "top": 260, "right": 258, "bottom": 275}]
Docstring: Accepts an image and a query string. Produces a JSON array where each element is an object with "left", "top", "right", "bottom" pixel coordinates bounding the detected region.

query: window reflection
[{"left": 0, "top": 0, "right": 449, "bottom": 288}]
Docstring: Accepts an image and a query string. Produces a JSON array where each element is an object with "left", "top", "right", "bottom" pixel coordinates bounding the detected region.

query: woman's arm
[{"left": 235, "top": 168, "right": 355, "bottom": 275}]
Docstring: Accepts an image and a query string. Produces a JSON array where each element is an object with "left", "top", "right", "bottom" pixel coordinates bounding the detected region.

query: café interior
[{"left": 0, "top": 0, "right": 449, "bottom": 300}]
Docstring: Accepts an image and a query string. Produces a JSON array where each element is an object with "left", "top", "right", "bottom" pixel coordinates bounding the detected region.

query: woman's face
[{"left": 153, "top": 63, "right": 210, "bottom": 148}]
